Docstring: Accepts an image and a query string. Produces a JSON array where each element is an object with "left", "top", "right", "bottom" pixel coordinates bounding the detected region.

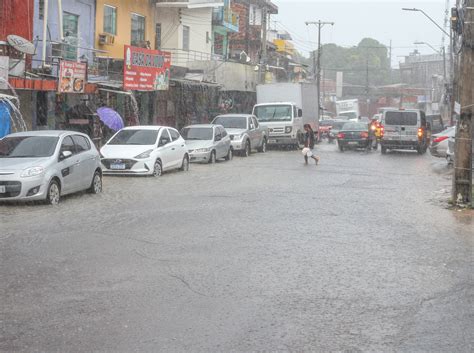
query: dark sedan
[{"left": 337, "top": 122, "right": 370, "bottom": 152}]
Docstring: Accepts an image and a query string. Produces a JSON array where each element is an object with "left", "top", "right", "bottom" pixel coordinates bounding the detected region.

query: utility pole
[
  {"left": 452, "top": 0, "right": 473, "bottom": 206},
  {"left": 305, "top": 20, "right": 334, "bottom": 120},
  {"left": 259, "top": 6, "right": 268, "bottom": 84}
]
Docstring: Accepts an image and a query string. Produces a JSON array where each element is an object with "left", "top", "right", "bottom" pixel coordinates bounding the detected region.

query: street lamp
[
  {"left": 404, "top": 7, "right": 453, "bottom": 124},
  {"left": 413, "top": 41, "right": 441, "bottom": 54},
  {"left": 414, "top": 41, "right": 447, "bottom": 81},
  {"left": 402, "top": 8, "right": 450, "bottom": 37}
]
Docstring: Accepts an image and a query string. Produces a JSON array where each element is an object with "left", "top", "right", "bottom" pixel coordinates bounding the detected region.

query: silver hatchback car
[
  {"left": 181, "top": 124, "right": 232, "bottom": 163},
  {"left": 0, "top": 131, "right": 102, "bottom": 205}
]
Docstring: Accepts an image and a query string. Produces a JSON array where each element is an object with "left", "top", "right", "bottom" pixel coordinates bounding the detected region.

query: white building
[{"left": 155, "top": 0, "right": 224, "bottom": 67}]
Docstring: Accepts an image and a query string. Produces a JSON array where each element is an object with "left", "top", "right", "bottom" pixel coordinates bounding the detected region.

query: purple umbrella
[{"left": 97, "top": 107, "right": 124, "bottom": 131}]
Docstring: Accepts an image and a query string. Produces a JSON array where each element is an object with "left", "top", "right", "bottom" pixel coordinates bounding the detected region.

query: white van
[{"left": 380, "top": 109, "right": 430, "bottom": 154}]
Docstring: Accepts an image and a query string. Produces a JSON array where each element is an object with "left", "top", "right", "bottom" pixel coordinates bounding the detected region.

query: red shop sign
[{"left": 123, "top": 45, "right": 171, "bottom": 91}]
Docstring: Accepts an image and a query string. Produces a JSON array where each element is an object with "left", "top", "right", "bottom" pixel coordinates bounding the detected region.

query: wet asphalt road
[{"left": 1, "top": 143, "right": 473, "bottom": 352}]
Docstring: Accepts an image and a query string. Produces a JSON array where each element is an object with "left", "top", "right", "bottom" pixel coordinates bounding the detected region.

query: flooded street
[{"left": 1, "top": 145, "right": 472, "bottom": 352}]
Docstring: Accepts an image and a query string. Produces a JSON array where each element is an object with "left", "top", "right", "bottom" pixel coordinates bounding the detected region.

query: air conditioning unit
[{"left": 98, "top": 33, "right": 115, "bottom": 45}]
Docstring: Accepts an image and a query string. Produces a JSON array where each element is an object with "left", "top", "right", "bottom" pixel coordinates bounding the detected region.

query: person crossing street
[{"left": 302, "top": 124, "right": 320, "bottom": 165}]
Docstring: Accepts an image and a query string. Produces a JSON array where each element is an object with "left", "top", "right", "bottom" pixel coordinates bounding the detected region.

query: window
[
  {"left": 183, "top": 25, "right": 190, "bottom": 51},
  {"left": 252, "top": 117, "right": 259, "bottom": 128},
  {"left": 131, "top": 13, "right": 145, "bottom": 47},
  {"left": 248, "top": 117, "right": 255, "bottom": 130},
  {"left": 39, "top": 0, "right": 44, "bottom": 19},
  {"left": 63, "top": 12, "right": 79, "bottom": 60},
  {"left": 155, "top": 23, "right": 162, "bottom": 50},
  {"left": 103, "top": 5, "right": 117, "bottom": 35},
  {"left": 60, "top": 136, "right": 76, "bottom": 155},
  {"left": 169, "top": 129, "right": 180, "bottom": 141},
  {"left": 72, "top": 135, "right": 91, "bottom": 153},
  {"left": 385, "top": 112, "right": 418, "bottom": 126},
  {"left": 159, "top": 129, "right": 171, "bottom": 146}
]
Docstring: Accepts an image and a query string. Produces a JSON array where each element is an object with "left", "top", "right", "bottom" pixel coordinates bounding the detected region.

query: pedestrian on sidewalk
[{"left": 302, "top": 124, "right": 320, "bottom": 165}]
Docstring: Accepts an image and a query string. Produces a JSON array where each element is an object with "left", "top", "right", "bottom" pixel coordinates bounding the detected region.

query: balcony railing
[
  {"left": 161, "top": 48, "right": 223, "bottom": 67},
  {"left": 155, "top": 0, "right": 224, "bottom": 6}
]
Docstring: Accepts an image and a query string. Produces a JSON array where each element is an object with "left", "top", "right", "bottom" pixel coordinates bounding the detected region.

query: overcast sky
[{"left": 272, "top": 0, "right": 455, "bottom": 67}]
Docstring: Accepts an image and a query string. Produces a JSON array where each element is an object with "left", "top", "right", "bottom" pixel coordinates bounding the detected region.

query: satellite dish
[{"left": 7, "top": 35, "right": 35, "bottom": 55}]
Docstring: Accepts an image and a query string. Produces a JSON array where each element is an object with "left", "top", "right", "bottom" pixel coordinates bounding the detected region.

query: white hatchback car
[
  {"left": 0, "top": 131, "right": 102, "bottom": 205},
  {"left": 100, "top": 126, "right": 189, "bottom": 176}
]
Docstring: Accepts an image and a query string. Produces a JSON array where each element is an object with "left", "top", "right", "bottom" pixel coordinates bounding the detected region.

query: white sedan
[{"left": 100, "top": 126, "right": 189, "bottom": 176}]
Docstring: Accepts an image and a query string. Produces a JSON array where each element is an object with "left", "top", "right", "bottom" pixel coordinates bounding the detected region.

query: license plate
[
  {"left": 0, "top": 185, "right": 5, "bottom": 193},
  {"left": 268, "top": 139, "right": 277, "bottom": 144},
  {"left": 110, "top": 163, "right": 126, "bottom": 170},
  {"left": 348, "top": 141, "right": 358, "bottom": 145}
]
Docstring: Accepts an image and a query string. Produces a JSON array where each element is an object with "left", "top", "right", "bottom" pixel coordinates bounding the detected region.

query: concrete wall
[
  {"left": 156, "top": 6, "right": 213, "bottom": 67},
  {"left": 33, "top": 0, "right": 96, "bottom": 64},
  {"left": 95, "top": 0, "right": 156, "bottom": 59},
  {"left": 187, "top": 60, "right": 257, "bottom": 91}
]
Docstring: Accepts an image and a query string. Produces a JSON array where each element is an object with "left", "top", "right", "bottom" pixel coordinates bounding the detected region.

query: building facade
[
  {"left": 95, "top": 0, "right": 156, "bottom": 59},
  {"left": 33, "top": 0, "right": 96, "bottom": 66}
]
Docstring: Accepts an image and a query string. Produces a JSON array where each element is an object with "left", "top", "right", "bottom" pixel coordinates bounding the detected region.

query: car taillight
[
  {"left": 418, "top": 128, "right": 423, "bottom": 138},
  {"left": 360, "top": 131, "right": 369, "bottom": 138},
  {"left": 337, "top": 133, "right": 345, "bottom": 139},
  {"left": 433, "top": 136, "right": 448, "bottom": 143}
]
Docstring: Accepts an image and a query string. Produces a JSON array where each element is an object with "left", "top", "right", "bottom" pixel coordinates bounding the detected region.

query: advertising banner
[
  {"left": 59, "top": 60, "right": 87, "bottom": 93},
  {"left": 123, "top": 45, "right": 171, "bottom": 91}
]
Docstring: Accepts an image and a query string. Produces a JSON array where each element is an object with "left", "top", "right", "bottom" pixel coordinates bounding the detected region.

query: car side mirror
[
  {"left": 215, "top": 135, "right": 222, "bottom": 142},
  {"left": 60, "top": 150, "right": 73, "bottom": 160},
  {"left": 158, "top": 140, "right": 167, "bottom": 147},
  {"left": 298, "top": 109, "right": 303, "bottom": 117}
]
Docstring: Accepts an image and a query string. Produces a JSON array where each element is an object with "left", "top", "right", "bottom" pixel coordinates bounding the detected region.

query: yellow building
[{"left": 95, "top": 0, "right": 156, "bottom": 59}]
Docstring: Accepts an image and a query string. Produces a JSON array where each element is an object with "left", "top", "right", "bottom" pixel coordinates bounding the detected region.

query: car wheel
[
  {"left": 381, "top": 146, "right": 387, "bottom": 155},
  {"left": 297, "top": 132, "right": 305, "bottom": 149},
  {"left": 88, "top": 171, "right": 102, "bottom": 194},
  {"left": 209, "top": 150, "right": 217, "bottom": 164},
  {"left": 225, "top": 148, "right": 233, "bottom": 161},
  {"left": 180, "top": 155, "right": 189, "bottom": 171},
  {"left": 258, "top": 138, "right": 267, "bottom": 153},
  {"left": 46, "top": 180, "right": 60, "bottom": 205},
  {"left": 243, "top": 140, "right": 251, "bottom": 157},
  {"left": 153, "top": 160, "right": 162, "bottom": 177}
]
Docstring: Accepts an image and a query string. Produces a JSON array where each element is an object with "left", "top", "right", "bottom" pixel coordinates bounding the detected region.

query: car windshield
[
  {"left": 254, "top": 105, "right": 292, "bottom": 122},
  {"left": 213, "top": 116, "right": 247, "bottom": 129},
  {"left": 108, "top": 129, "right": 159, "bottom": 145},
  {"left": 0, "top": 136, "right": 59, "bottom": 158},
  {"left": 339, "top": 112, "right": 358, "bottom": 120},
  {"left": 385, "top": 111, "right": 418, "bottom": 126},
  {"left": 331, "top": 121, "right": 347, "bottom": 130},
  {"left": 319, "top": 120, "right": 334, "bottom": 126},
  {"left": 342, "top": 122, "right": 368, "bottom": 131},
  {"left": 181, "top": 127, "right": 213, "bottom": 140}
]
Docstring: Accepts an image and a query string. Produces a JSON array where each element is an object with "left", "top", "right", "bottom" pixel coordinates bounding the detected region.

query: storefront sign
[
  {"left": 123, "top": 45, "right": 171, "bottom": 91},
  {"left": 59, "top": 60, "right": 87, "bottom": 93}
]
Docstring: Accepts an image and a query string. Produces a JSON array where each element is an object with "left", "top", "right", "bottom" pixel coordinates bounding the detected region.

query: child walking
[{"left": 302, "top": 124, "right": 320, "bottom": 165}]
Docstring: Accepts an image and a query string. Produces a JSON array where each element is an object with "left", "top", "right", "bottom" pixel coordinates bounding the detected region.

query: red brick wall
[{"left": 0, "top": 0, "right": 34, "bottom": 41}]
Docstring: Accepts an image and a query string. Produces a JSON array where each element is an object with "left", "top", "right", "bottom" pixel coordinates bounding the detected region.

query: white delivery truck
[
  {"left": 252, "top": 83, "right": 319, "bottom": 148},
  {"left": 336, "top": 99, "right": 360, "bottom": 121}
]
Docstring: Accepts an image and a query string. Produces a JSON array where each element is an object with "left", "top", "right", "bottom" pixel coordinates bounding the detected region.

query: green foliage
[{"left": 314, "top": 38, "right": 393, "bottom": 92}]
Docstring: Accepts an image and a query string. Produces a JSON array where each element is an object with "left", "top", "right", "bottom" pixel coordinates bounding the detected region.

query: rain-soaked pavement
[{"left": 1, "top": 143, "right": 473, "bottom": 352}]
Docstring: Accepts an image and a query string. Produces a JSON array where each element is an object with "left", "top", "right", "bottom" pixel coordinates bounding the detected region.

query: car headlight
[
  {"left": 194, "top": 148, "right": 211, "bottom": 153},
  {"left": 20, "top": 166, "right": 44, "bottom": 178},
  {"left": 134, "top": 149, "right": 153, "bottom": 159},
  {"left": 285, "top": 126, "right": 293, "bottom": 133}
]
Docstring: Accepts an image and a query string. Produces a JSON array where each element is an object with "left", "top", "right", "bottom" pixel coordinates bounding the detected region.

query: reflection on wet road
[{"left": 1, "top": 144, "right": 472, "bottom": 352}]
